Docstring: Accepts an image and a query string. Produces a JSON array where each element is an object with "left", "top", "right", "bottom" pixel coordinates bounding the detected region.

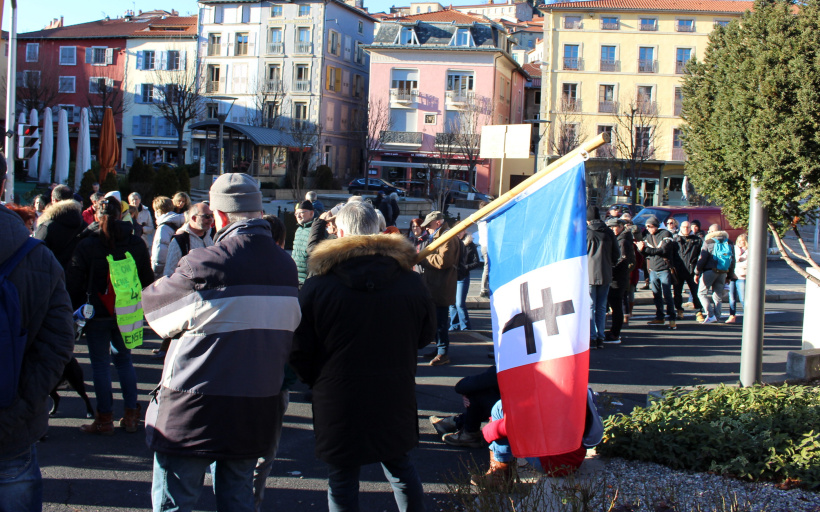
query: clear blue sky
[{"left": 4, "top": 0, "right": 496, "bottom": 34}]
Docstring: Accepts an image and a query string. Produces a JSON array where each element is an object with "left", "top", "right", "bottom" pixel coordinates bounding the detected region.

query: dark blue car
[{"left": 347, "top": 178, "right": 406, "bottom": 196}]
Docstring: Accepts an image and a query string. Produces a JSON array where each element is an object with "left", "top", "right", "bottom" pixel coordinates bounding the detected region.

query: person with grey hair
[
  {"left": 142, "top": 173, "right": 301, "bottom": 512},
  {"left": 291, "top": 199, "right": 434, "bottom": 512},
  {"left": 305, "top": 190, "right": 325, "bottom": 215}
]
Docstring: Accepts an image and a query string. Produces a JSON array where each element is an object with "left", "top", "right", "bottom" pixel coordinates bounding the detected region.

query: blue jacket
[{"left": 143, "top": 218, "right": 301, "bottom": 459}]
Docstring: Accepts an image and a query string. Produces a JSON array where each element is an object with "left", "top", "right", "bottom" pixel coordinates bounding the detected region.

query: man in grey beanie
[{"left": 142, "top": 173, "right": 301, "bottom": 512}]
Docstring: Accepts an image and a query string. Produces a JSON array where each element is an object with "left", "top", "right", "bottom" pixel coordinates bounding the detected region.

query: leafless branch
[{"left": 769, "top": 224, "right": 820, "bottom": 285}]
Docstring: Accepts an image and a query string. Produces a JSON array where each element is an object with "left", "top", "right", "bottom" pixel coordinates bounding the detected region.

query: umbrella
[
  {"left": 28, "top": 109, "right": 40, "bottom": 179},
  {"left": 17, "top": 112, "right": 26, "bottom": 125},
  {"left": 98, "top": 107, "right": 119, "bottom": 185},
  {"left": 74, "top": 108, "right": 91, "bottom": 191},
  {"left": 54, "top": 108, "right": 70, "bottom": 185},
  {"left": 38, "top": 107, "right": 54, "bottom": 185}
]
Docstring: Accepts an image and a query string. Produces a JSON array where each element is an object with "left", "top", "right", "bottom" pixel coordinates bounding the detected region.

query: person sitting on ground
[
  {"left": 305, "top": 191, "right": 324, "bottom": 215},
  {"left": 150, "top": 196, "right": 184, "bottom": 279},
  {"left": 430, "top": 365, "right": 500, "bottom": 448}
]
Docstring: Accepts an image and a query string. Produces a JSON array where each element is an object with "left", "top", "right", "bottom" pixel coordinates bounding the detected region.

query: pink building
[{"left": 365, "top": 9, "right": 527, "bottom": 196}]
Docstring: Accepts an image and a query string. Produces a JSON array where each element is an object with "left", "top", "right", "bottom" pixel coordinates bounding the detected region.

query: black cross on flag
[{"left": 501, "top": 282, "right": 575, "bottom": 355}]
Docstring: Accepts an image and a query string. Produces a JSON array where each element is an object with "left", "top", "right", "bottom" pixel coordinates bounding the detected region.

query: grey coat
[{"left": 0, "top": 206, "right": 74, "bottom": 456}]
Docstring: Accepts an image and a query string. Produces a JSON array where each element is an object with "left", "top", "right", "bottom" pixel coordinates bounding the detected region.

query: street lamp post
[
  {"left": 206, "top": 95, "right": 237, "bottom": 176},
  {"left": 4, "top": 0, "right": 17, "bottom": 203}
]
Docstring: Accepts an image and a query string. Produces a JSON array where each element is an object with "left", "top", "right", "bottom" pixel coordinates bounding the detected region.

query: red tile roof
[
  {"left": 398, "top": 8, "right": 489, "bottom": 23},
  {"left": 523, "top": 62, "right": 542, "bottom": 76},
  {"left": 543, "top": 0, "right": 753, "bottom": 13},
  {"left": 19, "top": 14, "right": 197, "bottom": 39}
]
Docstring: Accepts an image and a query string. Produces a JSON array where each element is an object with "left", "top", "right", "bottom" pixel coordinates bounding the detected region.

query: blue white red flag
[{"left": 479, "top": 154, "right": 590, "bottom": 458}]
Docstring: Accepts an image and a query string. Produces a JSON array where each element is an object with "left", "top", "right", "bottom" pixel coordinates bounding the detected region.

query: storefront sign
[{"left": 133, "top": 138, "right": 188, "bottom": 147}]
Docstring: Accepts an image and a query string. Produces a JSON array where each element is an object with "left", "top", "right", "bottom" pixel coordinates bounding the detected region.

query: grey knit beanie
[{"left": 210, "top": 173, "right": 262, "bottom": 213}]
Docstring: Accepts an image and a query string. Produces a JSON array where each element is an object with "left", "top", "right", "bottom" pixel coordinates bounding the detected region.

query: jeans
[
  {"left": 327, "top": 454, "right": 425, "bottom": 512},
  {"left": 488, "top": 401, "right": 512, "bottom": 463},
  {"left": 449, "top": 278, "right": 471, "bottom": 331},
  {"left": 650, "top": 270, "right": 675, "bottom": 321},
  {"left": 607, "top": 286, "right": 624, "bottom": 337},
  {"left": 434, "top": 306, "right": 450, "bottom": 355},
  {"left": 729, "top": 279, "right": 746, "bottom": 316},
  {"left": 698, "top": 271, "right": 728, "bottom": 319},
  {"left": 673, "top": 271, "right": 703, "bottom": 312},
  {"left": 152, "top": 452, "right": 257, "bottom": 512},
  {"left": 253, "top": 392, "right": 290, "bottom": 512},
  {"left": 85, "top": 318, "right": 138, "bottom": 413},
  {"left": 0, "top": 444, "right": 42, "bottom": 512},
  {"left": 589, "top": 284, "right": 609, "bottom": 341},
  {"left": 480, "top": 245, "right": 489, "bottom": 294}
]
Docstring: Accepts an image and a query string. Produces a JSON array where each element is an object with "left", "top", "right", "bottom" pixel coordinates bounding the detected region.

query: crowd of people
[{"left": 587, "top": 204, "right": 748, "bottom": 349}]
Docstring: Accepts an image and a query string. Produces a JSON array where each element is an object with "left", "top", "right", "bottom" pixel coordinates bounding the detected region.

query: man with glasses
[
  {"left": 636, "top": 216, "right": 677, "bottom": 329},
  {"left": 163, "top": 203, "right": 215, "bottom": 277},
  {"left": 665, "top": 218, "right": 679, "bottom": 234}
]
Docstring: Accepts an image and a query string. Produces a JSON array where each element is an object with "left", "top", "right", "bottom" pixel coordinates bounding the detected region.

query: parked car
[
  {"left": 603, "top": 203, "right": 643, "bottom": 218},
  {"left": 152, "top": 161, "right": 178, "bottom": 170},
  {"left": 392, "top": 180, "right": 428, "bottom": 198},
  {"left": 347, "top": 178, "right": 406, "bottom": 196},
  {"left": 431, "top": 179, "right": 493, "bottom": 204},
  {"left": 631, "top": 206, "right": 744, "bottom": 240}
]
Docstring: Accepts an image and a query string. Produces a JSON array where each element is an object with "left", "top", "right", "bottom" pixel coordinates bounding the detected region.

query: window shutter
[
  {"left": 181, "top": 51, "right": 187, "bottom": 70},
  {"left": 334, "top": 67, "right": 341, "bottom": 92},
  {"left": 85, "top": 48, "right": 92, "bottom": 64},
  {"left": 132, "top": 116, "right": 141, "bottom": 136},
  {"left": 158, "top": 51, "right": 167, "bottom": 70},
  {"left": 326, "top": 66, "right": 332, "bottom": 90},
  {"left": 157, "top": 118, "right": 166, "bottom": 137},
  {"left": 249, "top": 32, "right": 256, "bottom": 56},
  {"left": 105, "top": 48, "right": 114, "bottom": 65},
  {"left": 136, "top": 51, "right": 144, "bottom": 70},
  {"left": 227, "top": 33, "right": 233, "bottom": 57},
  {"left": 136, "top": 84, "right": 143, "bottom": 103},
  {"left": 328, "top": 34, "right": 333, "bottom": 53}
]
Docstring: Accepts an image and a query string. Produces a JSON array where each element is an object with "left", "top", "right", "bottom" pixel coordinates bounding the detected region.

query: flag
[{"left": 479, "top": 154, "right": 589, "bottom": 458}]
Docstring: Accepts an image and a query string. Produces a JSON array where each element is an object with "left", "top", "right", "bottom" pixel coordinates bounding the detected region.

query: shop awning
[{"left": 190, "top": 120, "right": 302, "bottom": 148}]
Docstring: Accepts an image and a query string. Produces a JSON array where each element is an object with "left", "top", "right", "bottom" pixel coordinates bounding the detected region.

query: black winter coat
[
  {"left": 611, "top": 230, "right": 635, "bottom": 289},
  {"left": 456, "top": 240, "right": 483, "bottom": 281},
  {"left": 291, "top": 234, "right": 436, "bottom": 466},
  {"left": 674, "top": 233, "right": 703, "bottom": 276},
  {"left": 66, "top": 221, "right": 154, "bottom": 317},
  {"left": 642, "top": 228, "right": 675, "bottom": 272},
  {"left": 586, "top": 220, "right": 619, "bottom": 286},
  {"left": 34, "top": 199, "right": 87, "bottom": 269}
]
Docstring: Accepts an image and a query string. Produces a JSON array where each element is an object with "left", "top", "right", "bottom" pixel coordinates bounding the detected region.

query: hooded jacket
[
  {"left": 695, "top": 230, "right": 736, "bottom": 276},
  {"left": 142, "top": 219, "right": 301, "bottom": 459},
  {"left": 674, "top": 232, "right": 703, "bottom": 275},
  {"left": 586, "top": 219, "right": 619, "bottom": 286},
  {"left": 611, "top": 229, "right": 635, "bottom": 289},
  {"left": 151, "top": 212, "right": 184, "bottom": 277},
  {"left": 34, "top": 199, "right": 87, "bottom": 269},
  {"left": 420, "top": 223, "right": 461, "bottom": 306},
  {"left": 0, "top": 206, "right": 74, "bottom": 457},
  {"left": 642, "top": 228, "right": 675, "bottom": 272},
  {"left": 290, "top": 234, "right": 435, "bottom": 466}
]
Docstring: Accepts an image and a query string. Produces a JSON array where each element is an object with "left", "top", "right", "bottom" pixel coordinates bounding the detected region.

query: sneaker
[
  {"left": 430, "top": 354, "right": 451, "bottom": 366},
  {"left": 725, "top": 315, "right": 737, "bottom": 324},
  {"left": 668, "top": 320, "right": 677, "bottom": 330},
  {"left": 603, "top": 335, "right": 621, "bottom": 344},
  {"left": 696, "top": 312, "right": 705, "bottom": 323},
  {"left": 596, "top": 339, "right": 605, "bottom": 349},
  {"left": 647, "top": 318, "right": 665, "bottom": 326},
  {"left": 676, "top": 309, "right": 685, "bottom": 320},
  {"left": 701, "top": 316, "right": 717, "bottom": 324},
  {"left": 430, "top": 415, "right": 459, "bottom": 436},
  {"left": 442, "top": 429, "right": 484, "bottom": 448}
]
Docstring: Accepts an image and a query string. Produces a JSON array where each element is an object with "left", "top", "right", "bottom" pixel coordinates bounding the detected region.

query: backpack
[
  {"left": 713, "top": 239, "right": 733, "bottom": 272},
  {"left": 0, "top": 238, "right": 42, "bottom": 408},
  {"left": 171, "top": 232, "right": 191, "bottom": 258}
]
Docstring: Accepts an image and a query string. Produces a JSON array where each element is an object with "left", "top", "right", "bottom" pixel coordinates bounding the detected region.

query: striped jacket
[{"left": 142, "top": 218, "right": 301, "bottom": 459}]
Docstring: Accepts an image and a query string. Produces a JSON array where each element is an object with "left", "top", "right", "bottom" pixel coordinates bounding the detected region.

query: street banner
[{"left": 480, "top": 153, "right": 590, "bottom": 457}]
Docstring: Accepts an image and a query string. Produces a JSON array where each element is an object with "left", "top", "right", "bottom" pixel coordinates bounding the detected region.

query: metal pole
[
  {"left": 218, "top": 115, "right": 225, "bottom": 175},
  {"left": 813, "top": 212, "right": 818, "bottom": 254},
  {"left": 4, "top": 1, "right": 17, "bottom": 203},
  {"left": 740, "top": 180, "right": 768, "bottom": 386}
]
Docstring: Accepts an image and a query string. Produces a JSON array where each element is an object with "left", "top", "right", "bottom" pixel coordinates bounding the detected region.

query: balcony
[
  {"left": 598, "top": 100, "right": 618, "bottom": 113},
  {"left": 639, "top": 22, "right": 658, "bottom": 32},
  {"left": 205, "top": 81, "right": 220, "bottom": 94},
  {"left": 293, "top": 80, "right": 310, "bottom": 93},
  {"left": 596, "top": 143, "right": 616, "bottom": 158},
  {"left": 676, "top": 22, "right": 695, "bottom": 33},
  {"left": 636, "top": 145, "right": 655, "bottom": 159},
  {"left": 676, "top": 60, "right": 690, "bottom": 74},
  {"left": 265, "top": 80, "right": 283, "bottom": 93},
  {"left": 562, "top": 57, "right": 583, "bottom": 71},
  {"left": 636, "top": 100, "right": 658, "bottom": 115},
  {"left": 390, "top": 88, "right": 419, "bottom": 103},
  {"left": 560, "top": 99, "right": 582, "bottom": 112},
  {"left": 294, "top": 42, "right": 313, "bottom": 54},
  {"left": 207, "top": 44, "right": 221, "bottom": 56},
  {"left": 672, "top": 147, "right": 687, "bottom": 161},
  {"left": 601, "top": 21, "right": 619, "bottom": 30},
  {"left": 267, "top": 42, "right": 284, "bottom": 55},
  {"left": 599, "top": 59, "right": 620, "bottom": 72},
  {"left": 435, "top": 132, "right": 479, "bottom": 148},
  {"left": 563, "top": 19, "right": 583, "bottom": 29},
  {"left": 638, "top": 59, "right": 658, "bottom": 73},
  {"left": 445, "top": 90, "right": 475, "bottom": 104},
  {"left": 380, "top": 130, "right": 423, "bottom": 147},
  {"left": 674, "top": 100, "right": 683, "bottom": 116}
]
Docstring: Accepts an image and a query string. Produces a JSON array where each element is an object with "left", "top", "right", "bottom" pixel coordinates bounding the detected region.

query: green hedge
[{"left": 598, "top": 383, "right": 820, "bottom": 489}]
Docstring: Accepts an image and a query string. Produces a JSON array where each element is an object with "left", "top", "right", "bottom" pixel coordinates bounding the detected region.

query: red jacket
[{"left": 81, "top": 206, "right": 95, "bottom": 225}]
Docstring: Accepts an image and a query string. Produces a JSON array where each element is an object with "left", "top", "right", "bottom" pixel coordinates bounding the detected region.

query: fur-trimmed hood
[
  {"left": 705, "top": 230, "right": 729, "bottom": 242},
  {"left": 308, "top": 234, "right": 417, "bottom": 277},
  {"left": 37, "top": 199, "right": 82, "bottom": 225}
]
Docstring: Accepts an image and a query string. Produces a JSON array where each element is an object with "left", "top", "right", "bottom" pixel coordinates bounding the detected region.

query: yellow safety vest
[{"left": 106, "top": 252, "right": 144, "bottom": 349}]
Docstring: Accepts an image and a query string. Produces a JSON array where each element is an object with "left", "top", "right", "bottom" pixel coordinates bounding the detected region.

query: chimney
[{"left": 138, "top": 9, "right": 142, "bottom": 14}]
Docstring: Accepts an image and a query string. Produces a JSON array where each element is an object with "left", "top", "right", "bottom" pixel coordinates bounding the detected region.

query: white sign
[{"left": 480, "top": 124, "right": 532, "bottom": 159}]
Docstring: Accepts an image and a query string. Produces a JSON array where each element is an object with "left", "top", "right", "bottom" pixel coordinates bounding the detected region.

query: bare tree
[
  {"left": 428, "top": 123, "right": 461, "bottom": 212},
  {"left": 86, "top": 67, "right": 128, "bottom": 137},
  {"left": 549, "top": 96, "right": 586, "bottom": 157},
  {"left": 247, "top": 74, "right": 287, "bottom": 129},
  {"left": 357, "top": 97, "right": 392, "bottom": 179},
  {"left": 16, "top": 59, "right": 62, "bottom": 113},
  {"left": 284, "top": 103, "right": 322, "bottom": 201},
  {"left": 445, "top": 94, "right": 493, "bottom": 188},
  {"left": 611, "top": 93, "right": 662, "bottom": 206},
  {"left": 149, "top": 51, "right": 205, "bottom": 164}
]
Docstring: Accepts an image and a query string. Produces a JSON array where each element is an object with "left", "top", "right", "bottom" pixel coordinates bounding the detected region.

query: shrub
[
  {"left": 100, "top": 169, "right": 119, "bottom": 194},
  {"left": 153, "top": 166, "right": 180, "bottom": 199},
  {"left": 78, "top": 168, "right": 100, "bottom": 208},
  {"left": 128, "top": 158, "right": 154, "bottom": 184},
  {"left": 598, "top": 383, "right": 820, "bottom": 489},
  {"left": 314, "top": 165, "right": 334, "bottom": 189},
  {"left": 175, "top": 166, "right": 191, "bottom": 194}
]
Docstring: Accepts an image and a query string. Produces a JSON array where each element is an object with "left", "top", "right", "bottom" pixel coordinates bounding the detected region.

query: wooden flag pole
[{"left": 416, "top": 132, "right": 610, "bottom": 263}]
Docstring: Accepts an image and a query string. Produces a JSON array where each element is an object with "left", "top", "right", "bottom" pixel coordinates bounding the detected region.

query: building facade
[
  {"left": 366, "top": 10, "right": 527, "bottom": 196},
  {"left": 541, "top": 0, "right": 752, "bottom": 206}
]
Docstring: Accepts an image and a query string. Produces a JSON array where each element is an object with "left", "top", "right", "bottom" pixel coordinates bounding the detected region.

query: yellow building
[{"left": 540, "top": 0, "right": 752, "bottom": 206}]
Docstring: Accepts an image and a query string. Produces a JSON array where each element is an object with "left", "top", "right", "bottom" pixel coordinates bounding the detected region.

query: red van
[{"left": 631, "top": 206, "right": 744, "bottom": 241}]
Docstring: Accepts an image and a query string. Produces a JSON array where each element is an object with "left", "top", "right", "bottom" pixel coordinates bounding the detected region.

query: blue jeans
[
  {"left": 435, "top": 306, "right": 450, "bottom": 355},
  {"left": 152, "top": 452, "right": 257, "bottom": 512},
  {"left": 0, "top": 444, "right": 42, "bottom": 512},
  {"left": 729, "top": 279, "right": 746, "bottom": 316},
  {"left": 84, "top": 318, "right": 138, "bottom": 413},
  {"left": 449, "top": 277, "right": 471, "bottom": 331},
  {"left": 650, "top": 270, "right": 675, "bottom": 321},
  {"left": 589, "top": 284, "right": 609, "bottom": 341},
  {"left": 253, "top": 392, "right": 290, "bottom": 512},
  {"left": 488, "top": 401, "right": 513, "bottom": 464},
  {"left": 327, "top": 455, "right": 425, "bottom": 512}
]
